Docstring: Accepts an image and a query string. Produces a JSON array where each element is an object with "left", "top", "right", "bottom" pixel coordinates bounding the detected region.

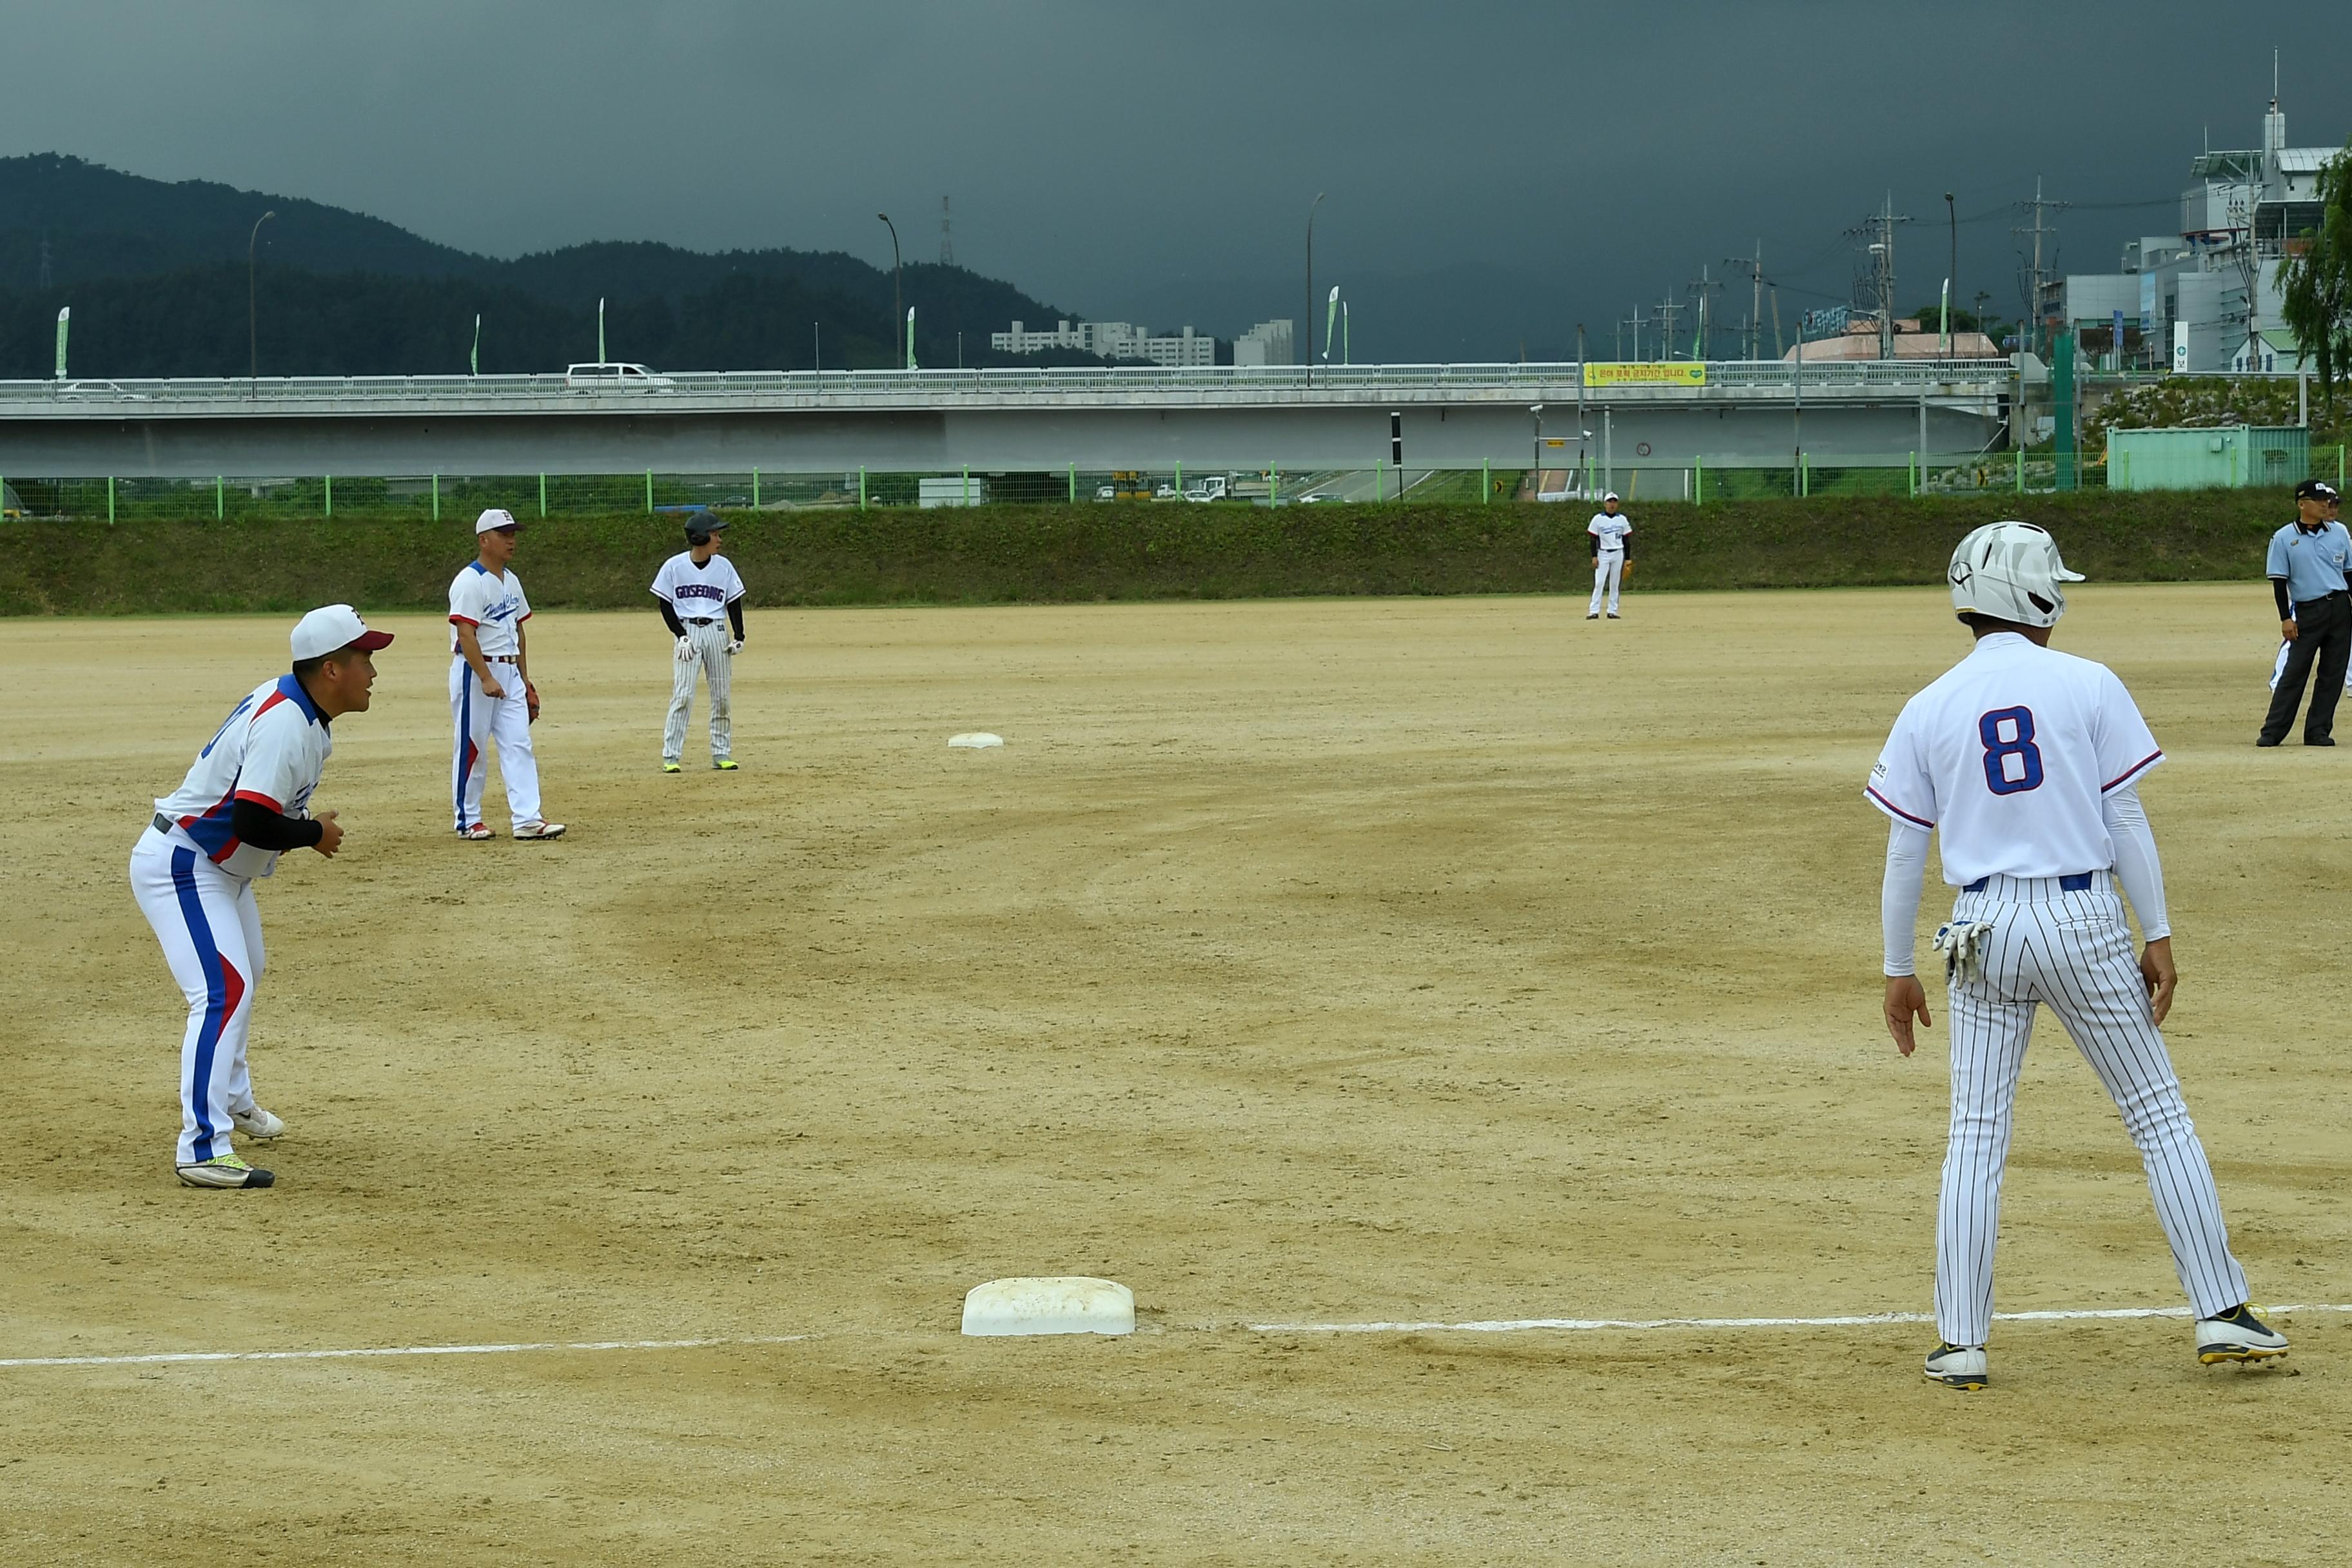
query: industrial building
[{"left": 2049, "top": 91, "right": 2340, "bottom": 373}]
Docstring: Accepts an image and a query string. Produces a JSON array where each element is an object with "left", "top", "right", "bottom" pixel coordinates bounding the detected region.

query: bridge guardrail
[{"left": 0, "top": 360, "right": 2021, "bottom": 413}]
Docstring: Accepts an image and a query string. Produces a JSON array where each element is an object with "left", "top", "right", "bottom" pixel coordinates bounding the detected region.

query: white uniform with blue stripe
[
  {"left": 1868, "top": 632, "right": 2250, "bottom": 1348},
  {"left": 130, "top": 675, "right": 332, "bottom": 1165},
  {"left": 1587, "top": 511, "right": 1631, "bottom": 616},
  {"left": 448, "top": 561, "right": 543, "bottom": 831}
]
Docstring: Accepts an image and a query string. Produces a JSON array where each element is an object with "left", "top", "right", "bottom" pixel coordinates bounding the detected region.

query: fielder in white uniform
[
  {"left": 132, "top": 605, "right": 393, "bottom": 1188},
  {"left": 1587, "top": 493, "right": 1631, "bottom": 618},
  {"left": 651, "top": 511, "right": 747, "bottom": 772},
  {"left": 1870, "top": 522, "right": 2286, "bottom": 1388},
  {"left": 449, "top": 509, "right": 564, "bottom": 840}
]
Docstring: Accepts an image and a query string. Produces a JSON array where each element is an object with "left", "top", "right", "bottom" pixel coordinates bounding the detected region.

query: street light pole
[
  {"left": 248, "top": 209, "right": 275, "bottom": 393},
  {"left": 876, "top": 213, "right": 901, "bottom": 371},
  {"left": 1945, "top": 191, "right": 1957, "bottom": 360},
  {"left": 1305, "top": 192, "right": 1326, "bottom": 387}
]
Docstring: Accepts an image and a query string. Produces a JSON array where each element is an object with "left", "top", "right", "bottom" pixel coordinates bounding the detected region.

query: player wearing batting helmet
[{"left": 1870, "top": 522, "right": 2286, "bottom": 1389}]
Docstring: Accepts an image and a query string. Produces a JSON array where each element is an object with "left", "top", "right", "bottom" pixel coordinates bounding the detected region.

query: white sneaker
[
  {"left": 177, "top": 1153, "right": 274, "bottom": 1189},
  {"left": 513, "top": 820, "right": 567, "bottom": 840},
  {"left": 231, "top": 1106, "right": 284, "bottom": 1140},
  {"left": 2196, "top": 1305, "right": 2289, "bottom": 1364},
  {"left": 1924, "top": 1342, "right": 1988, "bottom": 1389}
]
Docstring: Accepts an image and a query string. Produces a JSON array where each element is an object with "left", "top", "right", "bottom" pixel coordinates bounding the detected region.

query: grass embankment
[{"left": 0, "top": 489, "right": 2298, "bottom": 616}]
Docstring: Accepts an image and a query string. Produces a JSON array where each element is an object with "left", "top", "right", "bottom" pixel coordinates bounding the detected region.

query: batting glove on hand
[
  {"left": 675, "top": 634, "right": 696, "bottom": 662},
  {"left": 727, "top": 638, "right": 744, "bottom": 655}
]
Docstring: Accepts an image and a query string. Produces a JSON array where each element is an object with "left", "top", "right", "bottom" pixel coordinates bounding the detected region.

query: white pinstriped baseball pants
[
  {"left": 663, "top": 621, "right": 734, "bottom": 763},
  {"left": 1936, "top": 871, "right": 2248, "bottom": 1347}
]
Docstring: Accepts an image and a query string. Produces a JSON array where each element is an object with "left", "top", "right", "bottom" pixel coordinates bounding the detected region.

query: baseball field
[{"left": 5, "top": 583, "right": 2347, "bottom": 1565}]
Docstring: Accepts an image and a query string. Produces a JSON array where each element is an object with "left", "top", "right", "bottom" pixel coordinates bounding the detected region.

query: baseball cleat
[
  {"left": 231, "top": 1106, "right": 284, "bottom": 1140},
  {"left": 2196, "top": 1304, "right": 2288, "bottom": 1364},
  {"left": 456, "top": 823, "right": 494, "bottom": 840},
  {"left": 1923, "top": 1342, "right": 1988, "bottom": 1389},
  {"left": 714, "top": 759, "right": 738, "bottom": 770},
  {"left": 513, "top": 820, "right": 567, "bottom": 840},
  {"left": 177, "top": 1153, "right": 275, "bottom": 1189},
  {"left": 661, "top": 760, "right": 683, "bottom": 774},
  {"left": 1607, "top": 612, "right": 1622, "bottom": 619},
  {"left": 1586, "top": 613, "right": 1600, "bottom": 620}
]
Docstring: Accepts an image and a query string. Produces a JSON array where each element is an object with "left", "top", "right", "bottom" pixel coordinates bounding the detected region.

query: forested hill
[{"left": 0, "top": 153, "right": 1102, "bottom": 375}]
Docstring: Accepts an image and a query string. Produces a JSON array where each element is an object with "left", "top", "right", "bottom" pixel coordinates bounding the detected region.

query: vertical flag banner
[
  {"left": 471, "top": 314, "right": 481, "bottom": 375},
  {"left": 906, "top": 307, "right": 917, "bottom": 369},
  {"left": 1324, "top": 286, "right": 1338, "bottom": 364},
  {"left": 1940, "top": 279, "right": 1952, "bottom": 354},
  {"left": 55, "top": 306, "right": 70, "bottom": 378},
  {"left": 598, "top": 297, "right": 606, "bottom": 362}
]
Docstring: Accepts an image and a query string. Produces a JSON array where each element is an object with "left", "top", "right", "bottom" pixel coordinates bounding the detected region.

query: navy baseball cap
[
  {"left": 684, "top": 510, "right": 728, "bottom": 542},
  {"left": 2297, "top": 479, "right": 2339, "bottom": 502}
]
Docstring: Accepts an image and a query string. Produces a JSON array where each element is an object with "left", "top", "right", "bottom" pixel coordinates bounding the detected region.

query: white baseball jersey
[
  {"left": 1587, "top": 513, "right": 1632, "bottom": 553},
  {"left": 153, "top": 674, "right": 333, "bottom": 879},
  {"left": 650, "top": 552, "right": 746, "bottom": 620},
  {"left": 1866, "top": 632, "right": 2161, "bottom": 887},
  {"left": 448, "top": 563, "right": 531, "bottom": 656}
]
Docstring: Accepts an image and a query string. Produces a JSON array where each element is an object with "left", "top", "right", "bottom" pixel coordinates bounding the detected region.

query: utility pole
[
  {"left": 2012, "top": 178, "right": 2068, "bottom": 358},
  {"left": 1846, "top": 193, "right": 1912, "bottom": 361},
  {"left": 1724, "top": 243, "right": 1764, "bottom": 360},
  {"left": 1687, "top": 266, "right": 1725, "bottom": 360},
  {"left": 1654, "top": 296, "right": 1681, "bottom": 360}
]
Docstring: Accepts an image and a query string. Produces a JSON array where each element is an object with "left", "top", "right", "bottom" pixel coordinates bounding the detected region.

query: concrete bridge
[{"left": 0, "top": 361, "right": 2017, "bottom": 479}]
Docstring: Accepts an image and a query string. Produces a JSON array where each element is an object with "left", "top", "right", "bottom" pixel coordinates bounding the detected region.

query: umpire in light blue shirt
[{"left": 2260, "top": 478, "right": 2349, "bottom": 747}]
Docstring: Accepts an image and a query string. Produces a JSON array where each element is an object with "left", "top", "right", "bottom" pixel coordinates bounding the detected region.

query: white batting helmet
[{"left": 1948, "top": 521, "right": 2085, "bottom": 628}]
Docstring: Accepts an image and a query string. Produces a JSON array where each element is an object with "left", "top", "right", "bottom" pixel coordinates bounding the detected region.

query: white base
[
  {"left": 948, "top": 732, "right": 1004, "bottom": 749},
  {"left": 960, "top": 1277, "right": 1135, "bottom": 1337}
]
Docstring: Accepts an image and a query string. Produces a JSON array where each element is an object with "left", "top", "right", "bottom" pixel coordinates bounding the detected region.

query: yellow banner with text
[{"left": 1582, "top": 362, "right": 1707, "bottom": 387}]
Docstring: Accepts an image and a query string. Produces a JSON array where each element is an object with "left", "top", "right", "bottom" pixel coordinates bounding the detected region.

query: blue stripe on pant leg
[
  {"left": 454, "top": 671, "right": 474, "bottom": 827},
  {"left": 169, "top": 847, "right": 228, "bottom": 1163}
]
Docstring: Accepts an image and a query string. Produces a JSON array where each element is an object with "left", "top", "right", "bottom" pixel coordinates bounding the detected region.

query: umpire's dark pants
[{"left": 2261, "top": 589, "right": 2352, "bottom": 744}]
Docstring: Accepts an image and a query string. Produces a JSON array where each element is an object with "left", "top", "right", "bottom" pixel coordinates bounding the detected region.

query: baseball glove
[
  {"left": 525, "top": 681, "right": 541, "bottom": 724},
  {"left": 1620, "top": 559, "right": 1634, "bottom": 580}
]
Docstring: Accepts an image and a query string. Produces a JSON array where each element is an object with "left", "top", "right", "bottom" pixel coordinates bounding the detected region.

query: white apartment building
[{"left": 990, "top": 318, "right": 1215, "bottom": 364}]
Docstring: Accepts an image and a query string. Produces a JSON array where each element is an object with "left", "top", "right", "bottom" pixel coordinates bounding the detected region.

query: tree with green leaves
[{"left": 2282, "top": 142, "right": 2352, "bottom": 414}]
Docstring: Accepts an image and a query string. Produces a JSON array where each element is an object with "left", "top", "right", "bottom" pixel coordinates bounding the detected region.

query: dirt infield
[{"left": 5, "top": 585, "right": 2346, "bottom": 1565}]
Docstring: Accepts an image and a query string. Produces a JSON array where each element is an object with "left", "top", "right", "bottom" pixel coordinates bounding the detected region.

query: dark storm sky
[{"left": 5, "top": 1, "right": 2347, "bottom": 351}]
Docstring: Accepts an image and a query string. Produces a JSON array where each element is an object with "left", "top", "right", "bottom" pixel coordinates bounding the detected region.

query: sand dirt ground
[{"left": 3, "top": 584, "right": 2347, "bottom": 1565}]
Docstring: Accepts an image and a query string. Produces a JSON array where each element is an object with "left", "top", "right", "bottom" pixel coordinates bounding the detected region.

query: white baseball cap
[
  {"left": 1602, "top": 491, "right": 1621, "bottom": 502},
  {"left": 475, "top": 507, "right": 521, "bottom": 534},
  {"left": 290, "top": 603, "right": 395, "bottom": 662}
]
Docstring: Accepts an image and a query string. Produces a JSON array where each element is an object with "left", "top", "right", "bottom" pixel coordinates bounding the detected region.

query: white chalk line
[
  {"left": 7, "top": 1304, "right": 2348, "bottom": 1371},
  {"left": 1246, "top": 1304, "right": 2352, "bottom": 1335},
  {"left": 0, "top": 1334, "right": 812, "bottom": 1371}
]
